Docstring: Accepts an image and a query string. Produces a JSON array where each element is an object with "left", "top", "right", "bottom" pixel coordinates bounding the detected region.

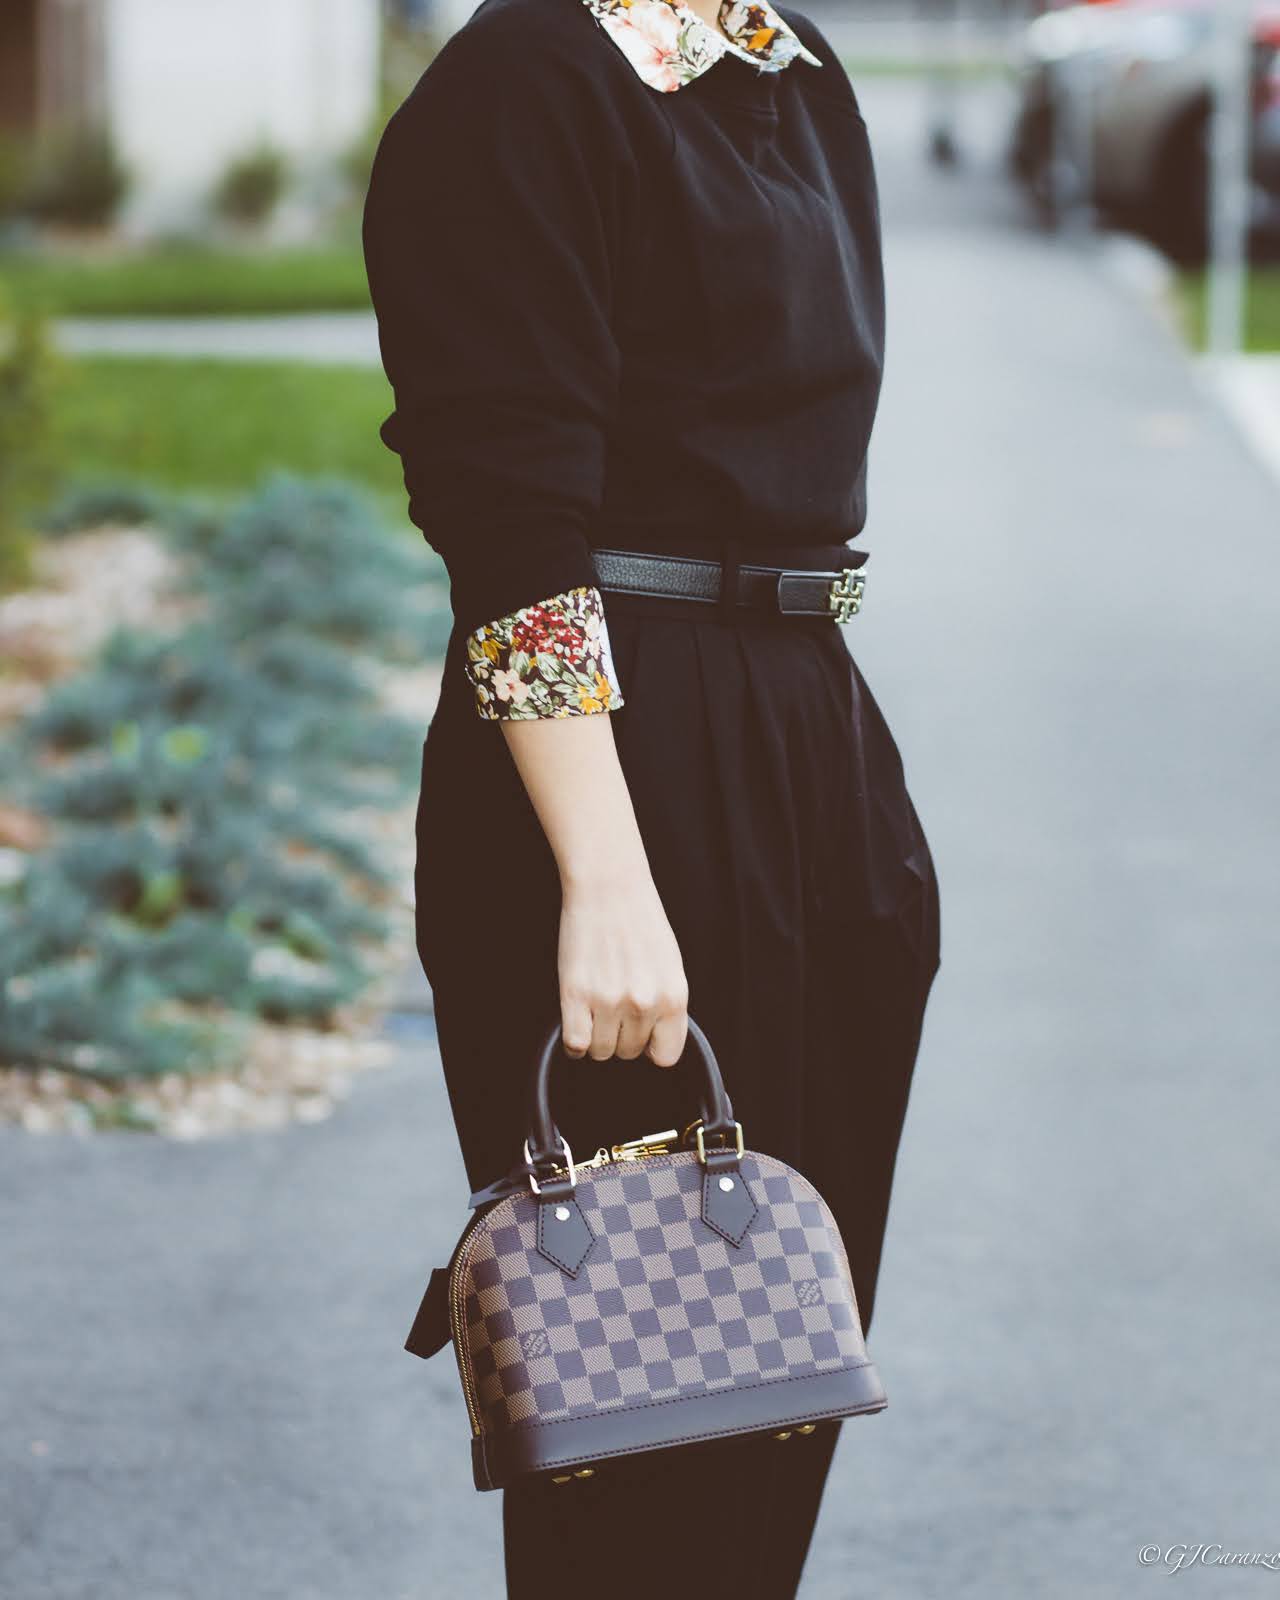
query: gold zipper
[
  {"left": 448, "top": 1212, "right": 489, "bottom": 1435},
  {"left": 604, "top": 1128, "right": 680, "bottom": 1165},
  {"left": 450, "top": 1129, "right": 681, "bottom": 1437}
]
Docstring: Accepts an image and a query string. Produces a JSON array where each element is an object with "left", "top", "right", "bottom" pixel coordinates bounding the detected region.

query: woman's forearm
[
  {"left": 499, "top": 715, "right": 688, "bottom": 1066},
  {"left": 500, "top": 714, "right": 649, "bottom": 887}
]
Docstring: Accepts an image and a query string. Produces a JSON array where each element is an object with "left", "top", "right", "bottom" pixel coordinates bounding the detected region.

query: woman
[{"left": 361, "top": 0, "right": 941, "bottom": 1589}]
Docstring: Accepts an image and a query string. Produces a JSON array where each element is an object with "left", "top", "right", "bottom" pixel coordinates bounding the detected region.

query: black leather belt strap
[{"left": 590, "top": 547, "right": 868, "bottom": 621}]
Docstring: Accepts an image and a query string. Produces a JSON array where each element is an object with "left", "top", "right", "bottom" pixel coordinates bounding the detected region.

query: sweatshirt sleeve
[{"left": 361, "top": 28, "right": 636, "bottom": 641}]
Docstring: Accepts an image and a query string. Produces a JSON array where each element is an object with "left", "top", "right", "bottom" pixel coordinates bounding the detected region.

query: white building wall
[
  {"left": 102, "top": 0, "right": 381, "bottom": 234},
  {"left": 432, "top": 0, "right": 483, "bottom": 37}
]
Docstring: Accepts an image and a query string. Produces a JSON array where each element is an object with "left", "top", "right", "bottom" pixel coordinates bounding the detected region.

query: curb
[
  {"left": 1090, "top": 229, "right": 1182, "bottom": 339},
  {"left": 1091, "top": 229, "right": 1280, "bottom": 494}
]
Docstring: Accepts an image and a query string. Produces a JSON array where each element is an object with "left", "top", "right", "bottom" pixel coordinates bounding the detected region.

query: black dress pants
[{"left": 414, "top": 578, "right": 942, "bottom": 1599}]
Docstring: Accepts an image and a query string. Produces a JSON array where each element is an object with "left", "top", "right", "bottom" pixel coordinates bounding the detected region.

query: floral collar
[{"left": 580, "top": 0, "right": 823, "bottom": 93}]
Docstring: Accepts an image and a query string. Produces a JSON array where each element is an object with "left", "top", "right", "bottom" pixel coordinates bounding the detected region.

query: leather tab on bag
[
  {"left": 468, "top": 1162, "right": 539, "bottom": 1209},
  {"left": 536, "top": 1196, "right": 595, "bottom": 1277},
  {"left": 404, "top": 1266, "right": 453, "bottom": 1360},
  {"left": 701, "top": 1153, "right": 758, "bottom": 1247}
]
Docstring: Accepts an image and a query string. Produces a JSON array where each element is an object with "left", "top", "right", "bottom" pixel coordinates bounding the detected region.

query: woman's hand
[
  {"left": 497, "top": 712, "right": 689, "bottom": 1068},
  {"left": 558, "top": 867, "right": 688, "bottom": 1066}
]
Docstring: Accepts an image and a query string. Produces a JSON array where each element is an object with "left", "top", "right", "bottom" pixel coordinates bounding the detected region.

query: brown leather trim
[{"left": 470, "top": 1361, "right": 886, "bottom": 1491}]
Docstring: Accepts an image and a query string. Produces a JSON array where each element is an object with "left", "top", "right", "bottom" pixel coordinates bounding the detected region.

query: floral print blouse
[
  {"left": 463, "top": 0, "right": 823, "bottom": 722},
  {"left": 467, "top": 586, "right": 625, "bottom": 721},
  {"left": 582, "top": 0, "right": 823, "bottom": 93}
]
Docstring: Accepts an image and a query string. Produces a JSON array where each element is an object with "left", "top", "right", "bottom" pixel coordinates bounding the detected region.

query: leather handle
[{"left": 526, "top": 1015, "right": 736, "bottom": 1169}]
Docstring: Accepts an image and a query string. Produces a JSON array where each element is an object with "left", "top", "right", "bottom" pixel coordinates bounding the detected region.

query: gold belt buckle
[{"left": 827, "top": 568, "right": 865, "bottom": 624}]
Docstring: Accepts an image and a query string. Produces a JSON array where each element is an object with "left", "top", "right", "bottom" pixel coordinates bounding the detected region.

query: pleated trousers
[{"left": 413, "top": 560, "right": 942, "bottom": 1599}]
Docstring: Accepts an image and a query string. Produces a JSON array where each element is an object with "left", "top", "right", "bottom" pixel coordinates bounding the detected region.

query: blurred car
[{"left": 1009, "top": 0, "right": 1280, "bottom": 263}]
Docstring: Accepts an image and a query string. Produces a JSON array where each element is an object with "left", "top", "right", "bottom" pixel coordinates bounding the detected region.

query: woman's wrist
[{"left": 556, "top": 829, "right": 654, "bottom": 898}]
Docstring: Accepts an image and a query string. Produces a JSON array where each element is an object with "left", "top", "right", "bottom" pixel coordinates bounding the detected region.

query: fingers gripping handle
[{"left": 525, "top": 1015, "right": 736, "bottom": 1170}]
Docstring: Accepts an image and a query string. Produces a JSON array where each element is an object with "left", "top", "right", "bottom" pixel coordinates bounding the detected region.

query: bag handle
[{"left": 525, "top": 1014, "right": 738, "bottom": 1174}]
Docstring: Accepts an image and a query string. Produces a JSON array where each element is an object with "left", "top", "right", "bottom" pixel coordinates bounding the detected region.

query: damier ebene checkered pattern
[{"left": 457, "top": 1150, "right": 868, "bottom": 1432}]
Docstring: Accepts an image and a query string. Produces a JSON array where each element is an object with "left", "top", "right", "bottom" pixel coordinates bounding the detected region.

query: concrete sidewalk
[
  {"left": 53, "top": 310, "right": 381, "bottom": 367},
  {"left": 1198, "top": 353, "right": 1280, "bottom": 489},
  {"left": 6, "top": 77, "right": 1280, "bottom": 1600}
]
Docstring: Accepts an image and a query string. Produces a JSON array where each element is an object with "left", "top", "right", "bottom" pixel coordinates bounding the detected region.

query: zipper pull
[{"left": 611, "top": 1129, "right": 679, "bottom": 1161}]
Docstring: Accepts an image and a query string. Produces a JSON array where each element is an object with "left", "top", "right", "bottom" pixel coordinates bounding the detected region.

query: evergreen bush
[
  {"left": 186, "top": 475, "right": 426, "bottom": 645},
  {"left": 38, "top": 477, "right": 169, "bottom": 535},
  {"left": 0, "top": 474, "right": 441, "bottom": 1080}
]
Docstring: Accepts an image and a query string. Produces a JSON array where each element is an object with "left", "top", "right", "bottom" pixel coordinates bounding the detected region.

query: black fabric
[
  {"left": 370, "top": 0, "right": 933, "bottom": 1586},
  {"left": 414, "top": 605, "right": 941, "bottom": 1593},
  {"left": 502, "top": 1420, "right": 844, "bottom": 1600},
  {"left": 361, "top": 0, "right": 884, "bottom": 634}
]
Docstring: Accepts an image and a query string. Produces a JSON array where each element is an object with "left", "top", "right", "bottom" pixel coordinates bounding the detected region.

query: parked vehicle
[{"left": 1009, "top": 0, "right": 1280, "bottom": 263}]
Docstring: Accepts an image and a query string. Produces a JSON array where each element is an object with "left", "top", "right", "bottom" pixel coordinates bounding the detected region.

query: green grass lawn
[
  {"left": 1172, "top": 266, "right": 1280, "bottom": 353},
  {"left": 53, "top": 355, "right": 405, "bottom": 512},
  {"left": 2, "top": 242, "right": 371, "bottom": 318}
]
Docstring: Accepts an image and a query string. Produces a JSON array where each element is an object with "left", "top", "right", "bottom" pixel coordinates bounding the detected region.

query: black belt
[{"left": 590, "top": 547, "right": 868, "bottom": 623}]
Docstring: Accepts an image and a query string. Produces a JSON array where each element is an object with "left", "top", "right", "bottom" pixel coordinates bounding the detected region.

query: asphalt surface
[{"left": 7, "top": 75, "right": 1280, "bottom": 1599}]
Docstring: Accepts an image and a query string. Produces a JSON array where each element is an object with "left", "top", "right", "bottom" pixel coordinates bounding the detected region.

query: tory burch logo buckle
[{"left": 827, "top": 569, "right": 865, "bottom": 623}]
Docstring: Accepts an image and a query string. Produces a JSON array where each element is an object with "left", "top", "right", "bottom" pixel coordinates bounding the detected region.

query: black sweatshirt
[{"left": 361, "top": 0, "right": 885, "bottom": 639}]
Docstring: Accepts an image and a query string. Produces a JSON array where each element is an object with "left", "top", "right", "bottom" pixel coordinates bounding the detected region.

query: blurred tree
[
  {"left": 0, "top": 283, "right": 64, "bottom": 589},
  {"left": 24, "top": 126, "right": 131, "bottom": 230},
  {"left": 211, "top": 141, "right": 291, "bottom": 229},
  {"left": 0, "top": 133, "right": 34, "bottom": 223}
]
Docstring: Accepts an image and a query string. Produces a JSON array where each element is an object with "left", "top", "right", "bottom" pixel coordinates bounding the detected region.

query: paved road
[{"left": 7, "top": 76, "right": 1280, "bottom": 1599}]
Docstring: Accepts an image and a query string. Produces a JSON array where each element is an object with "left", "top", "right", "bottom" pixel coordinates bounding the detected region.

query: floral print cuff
[{"left": 464, "top": 585, "right": 625, "bottom": 721}]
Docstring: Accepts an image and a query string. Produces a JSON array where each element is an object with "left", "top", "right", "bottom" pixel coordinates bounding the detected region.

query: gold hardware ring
[{"left": 693, "top": 1120, "right": 745, "bottom": 1164}]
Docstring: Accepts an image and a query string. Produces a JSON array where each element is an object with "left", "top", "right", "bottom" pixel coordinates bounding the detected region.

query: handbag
[{"left": 404, "top": 1016, "right": 887, "bottom": 1491}]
